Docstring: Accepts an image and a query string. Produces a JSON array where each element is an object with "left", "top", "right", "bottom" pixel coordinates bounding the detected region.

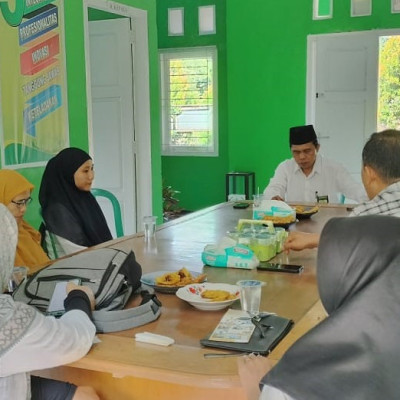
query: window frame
[
  {"left": 159, "top": 46, "right": 218, "bottom": 157},
  {"left": 313, "top": 0, "right": 333, "bottom": 20}
]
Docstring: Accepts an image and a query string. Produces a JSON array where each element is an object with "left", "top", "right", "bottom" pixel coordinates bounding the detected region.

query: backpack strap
[{"left": 92, "top": 285, "right": 162, "bottom": 333}]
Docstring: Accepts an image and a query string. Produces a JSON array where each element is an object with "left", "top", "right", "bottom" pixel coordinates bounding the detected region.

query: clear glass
[
  {"left": 236, "top": 280, "right": 266, "bottom": 317},
  {"left": 7, "top": 266, "right": 28, "bottom": 293},
  {"left": 253, "top": 194, "right": 264, "bottom": 208},
  {"left": 143, "top": 216, "right": 157, "bottom": 239}
]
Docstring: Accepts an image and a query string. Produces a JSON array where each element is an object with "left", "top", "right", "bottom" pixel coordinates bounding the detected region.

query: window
[
  {"left": 168, "top": 8, "right": 184, "bottom": 36},
  {"left": 159, "top": 47, "right": 218, "bottom": 156},
  {"left": 377, "top": 35, "right": 400, "bottom": 131},
  {"left": 393, "top": 0, "right": 400, "bottom": 13},
  {"left": 351, "top": 0, "right": 371, "bottom": 17},
  {"left": 313, "top": 0, "right": 333, "bottom": 20},
  {"left": 198, "top": 5, "right": 216, "bottom": 35}
]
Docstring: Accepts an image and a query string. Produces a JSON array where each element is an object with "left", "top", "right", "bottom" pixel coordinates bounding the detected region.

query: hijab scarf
[
  {"left": 0, "top": 169, "right": 49, "bottom": 271},
  {"left": 0, "top": 204, "right": 36, "bottom": 358},
  {"left": 262, "top": 215, "right": 400, "bottom": 399},
  {"left": 39, "top": 147, "right": 112, "bottom": 246}
]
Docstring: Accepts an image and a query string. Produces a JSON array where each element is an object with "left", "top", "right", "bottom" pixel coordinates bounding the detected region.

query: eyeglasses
[{"left": 11, "top": 197, "right": 33, "bottom": 208}]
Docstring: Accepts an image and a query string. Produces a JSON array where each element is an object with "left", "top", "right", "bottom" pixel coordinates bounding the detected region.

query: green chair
[
  {"left": 38, "top": 215, "right": 59, "bottom": 260},
  {"left": 91, "top": 188, "right": 124, "bottom": 238}
]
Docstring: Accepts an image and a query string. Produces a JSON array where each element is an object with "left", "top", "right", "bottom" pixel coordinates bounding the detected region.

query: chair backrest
[
  {"left": 38, "top": 211, "right": 59, "bottom": 260},
  {"left": 91, "top": 188, "right": 124, "bottom": 238}
]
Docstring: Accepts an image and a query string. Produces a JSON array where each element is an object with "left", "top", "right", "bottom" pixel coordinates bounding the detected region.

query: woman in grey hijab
[
  {"left": 0, "top": 204, "right": 99, "bottom": 399},
  {"left": 239, "top": 215, "right": 400, "bottom": 400}
]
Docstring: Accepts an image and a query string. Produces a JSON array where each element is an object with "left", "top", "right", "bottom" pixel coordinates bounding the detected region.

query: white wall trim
[
  {"left": 83, "top": 0, "right": 153, "bottom": 230},
  {"left": 306, "top": 28, "right": 400, "bottom": 126}
]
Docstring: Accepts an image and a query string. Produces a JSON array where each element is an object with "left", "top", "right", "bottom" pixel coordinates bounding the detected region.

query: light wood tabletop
[{"left": 36, "top": 202, "right": 350, "bottom": 400}]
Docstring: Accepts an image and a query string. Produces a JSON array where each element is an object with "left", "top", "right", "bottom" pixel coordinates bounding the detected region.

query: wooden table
[{"left": 37, "top": 203, "right": 350, "bottom": 399}]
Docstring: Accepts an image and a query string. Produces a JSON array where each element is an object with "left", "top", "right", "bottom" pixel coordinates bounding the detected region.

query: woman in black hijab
[
  {"left": 238, "top": 215, "right": 400, "bottom": 400},
  {"left": 39, "top": 148, "right": 112, "bottom": 254}
]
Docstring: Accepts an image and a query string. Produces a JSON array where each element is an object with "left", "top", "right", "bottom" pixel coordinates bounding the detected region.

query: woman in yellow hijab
[{"left": 0, "top": 169, "right": 49, "bottom": 273}]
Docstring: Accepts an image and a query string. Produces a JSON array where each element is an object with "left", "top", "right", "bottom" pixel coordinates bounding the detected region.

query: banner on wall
[{"left": 0, "top": 0, "right": 69, "bottom": 168}]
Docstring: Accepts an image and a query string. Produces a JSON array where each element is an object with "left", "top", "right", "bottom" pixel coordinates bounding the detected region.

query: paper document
[{"left": 209, "top": 309, "right": 255, "bottom": 343}]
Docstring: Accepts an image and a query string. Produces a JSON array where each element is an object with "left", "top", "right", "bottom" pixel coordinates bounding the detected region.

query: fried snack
[
  {"left": 201, "top": 289, "right": 236, "bottom": 302},
  {"left": 155, "top": 271, "right": 181, "bottom": 286},
  {"left": 262, "top": 214, "right": 296, "bottom": 224},
  {"left": 294, "top": 205, "right": 319, "bottom": 214},
  {"left": 155, "top": 267, "right": 206, "bottom": 287}
]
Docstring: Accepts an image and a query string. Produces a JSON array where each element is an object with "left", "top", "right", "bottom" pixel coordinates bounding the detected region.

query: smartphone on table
[{"left": 257, "top": 262, "right": 304, "bottom": 274}]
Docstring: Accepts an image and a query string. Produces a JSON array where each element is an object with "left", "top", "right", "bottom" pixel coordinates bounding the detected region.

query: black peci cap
[{"left": 289, "top": 125, "right": 317, "bottom": 146}]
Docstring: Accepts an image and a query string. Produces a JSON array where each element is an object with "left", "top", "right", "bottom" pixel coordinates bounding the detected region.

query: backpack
[{"left": 12, "top": 247, "right": 162, "bottom": 333}]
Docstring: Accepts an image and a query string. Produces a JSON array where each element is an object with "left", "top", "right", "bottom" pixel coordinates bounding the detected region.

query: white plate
[
  {"left": 141, "top": 270, "right": 206, "bottom": 294},
  {"left": 176, "top": 283, "right": 240, "bottom": 311}
]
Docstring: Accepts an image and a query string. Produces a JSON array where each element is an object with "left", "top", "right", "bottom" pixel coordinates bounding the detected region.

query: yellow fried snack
[
  {"left": 262, "top": 214, "right": 296, "bottom": 224},
  {"left": 294, "top": 205, "right": 319, "bottom": 214},
  {"left": 155, "top": 271, "right": 181, "bottom": 286},
  {"left": 155, "top": 268, "right": 206, "bottom": 287},
  {"left": 201, "top": 289, "right": 236, "bottom": 302}
]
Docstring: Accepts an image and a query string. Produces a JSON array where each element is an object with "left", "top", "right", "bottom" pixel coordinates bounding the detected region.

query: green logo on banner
[
  {"left": 1, "top": 0, "right": 55, "bottom": 26},
  {"left": 0, "top": 0, "right": 25, "bottom": 26}
]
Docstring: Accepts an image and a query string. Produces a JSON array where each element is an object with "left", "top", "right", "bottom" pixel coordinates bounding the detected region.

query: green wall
[
  {"left": 157, "top": 0, "right": 228, "bottom": 212},
  {"left": 1, "top": 0, "right": 162, "bottom": 229},
  {"left": 4, "top": 0, "right": 400, "bottom": 227},
  {"left": 158, "top": 0, "right": 400, "bottom": 210},
  {"left": 226, "top": 0, "right": 400, "bottom": 192}
]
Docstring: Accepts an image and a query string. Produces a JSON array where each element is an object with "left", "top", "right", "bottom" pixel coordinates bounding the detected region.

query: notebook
[{"left": 200, "top": 309, "right": 293, "bottom": 355}]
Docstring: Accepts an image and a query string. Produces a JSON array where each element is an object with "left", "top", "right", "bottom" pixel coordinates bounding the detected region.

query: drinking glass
[
  {"left": 143, "top": 216, "right": 157, "bottom": 240},
  {"left": 8, "top": 266, "right": 28, "bottom": 293},
  {"left": 236, "top": 280, "right": 266, "bottom": 317},
  {"left": 253, "top": 194, "right": 264, "bottom": 208}
]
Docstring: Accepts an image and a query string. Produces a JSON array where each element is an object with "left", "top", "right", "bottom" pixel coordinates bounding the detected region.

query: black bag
[{"left": 13, "top": 248, "right": 161, "bottom": 333}]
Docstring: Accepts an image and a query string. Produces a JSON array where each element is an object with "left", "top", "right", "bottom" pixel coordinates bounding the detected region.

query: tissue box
[
  {"left": 253, "top": 200, "right": 295, "bottom": 221},
  {"left": 202, "top": 242, "right": 259, "bottom": 270}
]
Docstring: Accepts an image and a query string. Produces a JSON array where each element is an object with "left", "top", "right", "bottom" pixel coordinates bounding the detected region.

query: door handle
[{"left": 316, "top": 92, "right": 325, "bottom": 98}]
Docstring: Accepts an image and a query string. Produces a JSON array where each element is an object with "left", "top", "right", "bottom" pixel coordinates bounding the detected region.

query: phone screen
[{"left": 257, "top": 263, "right": 304, "bottom": 273}]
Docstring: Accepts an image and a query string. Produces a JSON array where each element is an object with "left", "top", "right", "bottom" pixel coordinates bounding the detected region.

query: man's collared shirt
[
  {"left": 350, "top": 181, "right": 400, "bottom": 217},
  {"left": 263, "top": 154, "right": 367, "bottom": 203}
]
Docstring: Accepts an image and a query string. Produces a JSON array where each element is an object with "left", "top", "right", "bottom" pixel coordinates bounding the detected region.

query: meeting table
[{"left": 35, "top": 201, "right": 350, "bottom": 400}]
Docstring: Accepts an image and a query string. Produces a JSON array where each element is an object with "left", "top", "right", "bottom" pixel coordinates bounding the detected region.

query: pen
[{"left": 203, "top": 352, "right": 251, "bottom": 359}]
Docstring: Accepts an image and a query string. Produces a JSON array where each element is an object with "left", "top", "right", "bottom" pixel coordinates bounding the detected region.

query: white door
[
  {"left": 307, "top": 32, "right": 378, "bottom": 182},
  {"left": 88, "top": 18, "right": 137, "bottom": 236}
]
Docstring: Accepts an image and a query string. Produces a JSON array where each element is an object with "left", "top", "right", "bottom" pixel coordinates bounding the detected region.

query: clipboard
[{"left": 200, "top": 313, "right": 293, "bottom": 355}]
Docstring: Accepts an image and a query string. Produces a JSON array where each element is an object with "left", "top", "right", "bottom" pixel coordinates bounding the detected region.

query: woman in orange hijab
[{"left": 0, "top": 169, "right": 49, "bottom": 273}]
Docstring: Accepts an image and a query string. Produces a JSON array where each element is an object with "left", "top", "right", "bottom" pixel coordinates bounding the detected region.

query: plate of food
[
  {"left": 141, "top": 268, "right": 207, "bottom": 294},
  {"left": 293, "top": 205, "right": 319, "bottom": 220},
  {"left": 176, "top": 282, "right": 240, "bottom": 311},
  {"left": 262, "top": 215, "right": 297, "bottom": 228}
]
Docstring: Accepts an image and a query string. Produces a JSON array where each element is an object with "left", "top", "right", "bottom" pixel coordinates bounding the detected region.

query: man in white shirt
[
  {"left": 263, "top": 125, "right": 367, "bottom": 203},
  {"left": 285, "top": 129, "right": 400, "bottom": 251}
]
